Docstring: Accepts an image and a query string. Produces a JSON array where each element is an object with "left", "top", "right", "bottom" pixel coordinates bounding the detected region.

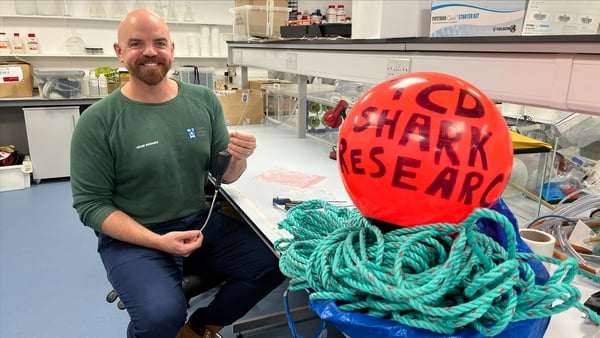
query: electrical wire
[
  {"left": 197, "top": 89, "right": 251, "bottom": 232},
  {"left": 199, "top": 191, "right": 220, "bottom": 232},
  {"left": 233, "top": 90, "right": 251, "bottom": 130},
  {"left": 526, "top": 193, "right": 600, "bottom": 275}
]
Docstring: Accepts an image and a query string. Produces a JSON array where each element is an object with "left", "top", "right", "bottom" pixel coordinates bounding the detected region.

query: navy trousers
[{"left": 98, "top": 205, "right": 286, "bottom": 338}]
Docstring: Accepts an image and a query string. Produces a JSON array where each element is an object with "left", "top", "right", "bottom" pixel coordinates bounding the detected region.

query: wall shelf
[
  {"left": 7, "top": 54, "right": 227, "bottom": 60},
  {"left": 0, "top": 14, "right": 230, "bottom": 27}
]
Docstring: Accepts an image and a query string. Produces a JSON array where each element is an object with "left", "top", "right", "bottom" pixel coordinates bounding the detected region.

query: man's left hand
[{"left": 228, "top": 132, "right": 256, "bottom": 160}]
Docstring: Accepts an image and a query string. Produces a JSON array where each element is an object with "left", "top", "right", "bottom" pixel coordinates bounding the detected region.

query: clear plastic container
[
  {"left": 230, "top": 5, "right": 291, "bottom": 41},
  {"left": 33, "top": 69, "right": 86, "bottom": 99}
]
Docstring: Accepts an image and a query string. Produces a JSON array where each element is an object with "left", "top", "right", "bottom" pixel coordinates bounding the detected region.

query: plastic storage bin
[
  {"left": 0, "top": 165, "right": 31, "bottom": 192},
  {"left": 231, "top": 5, "right": 290, "bottom": 40},
  {"left": 33, "top": 69, "right": 85, "bottom": 99},
  {"left": 178, "top": 66, "right": 215, "bottom": 90}
]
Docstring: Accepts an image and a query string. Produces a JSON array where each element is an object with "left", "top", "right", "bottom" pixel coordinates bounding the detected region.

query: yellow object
[{"left": 511, "top": 131, "right": 552, "bottom": 151}]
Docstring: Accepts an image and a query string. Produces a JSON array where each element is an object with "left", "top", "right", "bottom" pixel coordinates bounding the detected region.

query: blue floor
[{"left": 0, "top": 179, "right": 344, "bottom": 338}]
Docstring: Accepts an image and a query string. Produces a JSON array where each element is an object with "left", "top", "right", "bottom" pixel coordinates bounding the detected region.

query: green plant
[{"left": 94, "top": 67, "right": 118, "bottom": 83}]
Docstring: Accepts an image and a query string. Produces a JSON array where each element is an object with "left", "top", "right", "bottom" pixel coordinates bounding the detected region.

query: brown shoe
[
  {"left": 201, "top": 325, "right": 223, "bottom": 338},
  {"left": 176, "top": 324, "right": 199, "bottom": 338},
  {"left": 176, "top": 323, "right": 223, "bottom": 338}
]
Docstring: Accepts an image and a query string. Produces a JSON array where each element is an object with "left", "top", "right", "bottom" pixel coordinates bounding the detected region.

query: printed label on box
[
  {"left": 430, "top": 0, "right": 527, "bottom": 37},
  {"left": 0, "top": 66, "right": 24, "bottom": 84},
  {"left": 522, "top": 0, "right": 600, "bottom": 35}
]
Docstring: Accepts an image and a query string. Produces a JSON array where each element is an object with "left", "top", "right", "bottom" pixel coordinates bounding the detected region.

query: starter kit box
[
  {"left": 522, "top": 0, "right": 600, "bottom": 35},
  {"left": 430, "top": 0, "right": 527, "bottom": 37}
]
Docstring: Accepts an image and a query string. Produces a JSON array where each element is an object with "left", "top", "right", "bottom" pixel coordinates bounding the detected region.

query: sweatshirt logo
[{"left": 186, "top": 127, "right": 197, "bottom": 139}]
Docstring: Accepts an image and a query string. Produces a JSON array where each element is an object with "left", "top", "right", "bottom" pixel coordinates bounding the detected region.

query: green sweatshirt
[{"left": 71, "top": 80, "right": 230, "bottom": 232}]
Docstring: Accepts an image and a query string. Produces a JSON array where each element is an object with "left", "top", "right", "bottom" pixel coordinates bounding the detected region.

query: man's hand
[
  {"left": 228, "top": 131, "right": 256, "bottom": 160},
  {"left": 101, "top": 211, "right": 204, "bottom": 257},
  {"left": 160, "top": 230, "right": 203, "bottom": 257}
]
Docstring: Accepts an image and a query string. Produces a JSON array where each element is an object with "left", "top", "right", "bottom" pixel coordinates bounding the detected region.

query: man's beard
[{"left": 128, "top": 57, "right": 172, "bottom": 86}]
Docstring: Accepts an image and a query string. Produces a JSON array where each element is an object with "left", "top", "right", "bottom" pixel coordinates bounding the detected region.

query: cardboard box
[
  {"left": 216, "top": 89, "right": 264, "bottom": 125},
  {"left": 235, "top": 0, "right": 287, "bottom": 7},
  {"left": 231, "top": 5, "right": 290, "bottom": 40},
  {"left": 0, "top": 164, "right": 31, "bottom": 192},
  {"left": 248, "top": 78, "right": 292, "bottom": 112},
  {"left": 430, "top": 0, "right": 527, "bottom": 37},
  {"left": 0, "top": 61, "right": 33, "bottom": 98},
  {"left": 522, "top": 0, "right": 600, "bottom": 35},
  {"left": 352, "top": 0, "right": 430, "bottom": 38}
]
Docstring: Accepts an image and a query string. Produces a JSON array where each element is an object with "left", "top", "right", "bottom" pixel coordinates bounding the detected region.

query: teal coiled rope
[{"left": 274, "top": 200, "right": 597, "bottom": 337}]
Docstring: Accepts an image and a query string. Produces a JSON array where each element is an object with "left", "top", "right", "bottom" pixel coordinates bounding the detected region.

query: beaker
[
  {"left": 166, "top": 0, "right": 178, "bottom": 21},
  {"left": 89, "top": 1, "right": 107, "bottom": 17},
  {"left": 183, "top": 2, "right": 194, "bottom": 22},
  {"left": 111, "top": 0, "right": 128, "bottom": 19},
  {"left": 37, "top": 0, "right": 58, "bottom": 16},
  {"left": 153, "top": 0, "right": 165, "bottom": 18},
  {"left": 134, "top": 0, "right": 146, "bottom": 9}
]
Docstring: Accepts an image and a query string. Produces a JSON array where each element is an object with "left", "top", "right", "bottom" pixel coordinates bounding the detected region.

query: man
[{"left": 70, "top": 8, "right": 285, "bottom": 338}]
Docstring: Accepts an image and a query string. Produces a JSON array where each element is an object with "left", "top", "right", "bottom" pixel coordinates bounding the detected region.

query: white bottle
[
  {"left": 98, "top": 73, "right": 108, "bottom": 97},
  {"left": 21, "top": 155, "right": 33, "bottom": 174},
  {"left": 0, "top": 32, "right": 10, "bottom": 55},
  {"left": 326, "top": 5, "right": 336, "bottom": 23},
  {"left": 81, "top": 71, "right": 90, "bottom": 97},
  {"left": 11, "top": 33, "right": 24, "bottom": 54},
  {"left": 88, "top": 71, "right": 99, "bottom": 97},
  {"left": 26, "top": 33, "right": 39, "bottom": 54},
  {"left": 336, "top": 4, "right": 346, "bottom": 23}
]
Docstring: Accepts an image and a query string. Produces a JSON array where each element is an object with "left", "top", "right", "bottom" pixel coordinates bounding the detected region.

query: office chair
[{"left": 105, "top": 269, "right": 229, "bottom": 310}]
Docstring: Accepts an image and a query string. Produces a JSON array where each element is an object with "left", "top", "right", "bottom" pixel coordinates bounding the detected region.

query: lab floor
[{"left": 0, "top": 179, "right": 345, "bottom": 338}]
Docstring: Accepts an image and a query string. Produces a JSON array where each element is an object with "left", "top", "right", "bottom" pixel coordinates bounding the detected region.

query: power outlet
[{"left": 386, "top": 58, "right": 411, "bottom": 78}]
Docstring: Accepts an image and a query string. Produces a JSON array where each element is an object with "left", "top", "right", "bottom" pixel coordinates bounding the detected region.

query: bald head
[
  {"left": 117, "top": 8, "right": 171, "bottom": 46},
  {"left": 113, "top": 8, "right": 175, "bottom": 87}
]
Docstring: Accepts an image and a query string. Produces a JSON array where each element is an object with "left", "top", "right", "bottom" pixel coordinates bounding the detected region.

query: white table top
[
  {"left": 222, "top": 122, "right": 600, "bottom": 338},
  {"left": 222, "top": 122, "right": 350, "bottom": 249}
]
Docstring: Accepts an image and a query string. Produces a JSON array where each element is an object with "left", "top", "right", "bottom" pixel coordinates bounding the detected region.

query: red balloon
[{"left": 337, "top": 72, "right": 513, "bottom": 227}]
